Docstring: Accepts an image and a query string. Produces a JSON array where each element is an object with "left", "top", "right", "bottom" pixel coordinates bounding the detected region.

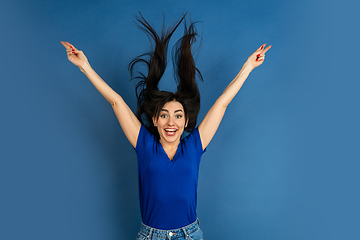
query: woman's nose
[{"left": 167, "top": 116, "right": 175, "bottom": 125}]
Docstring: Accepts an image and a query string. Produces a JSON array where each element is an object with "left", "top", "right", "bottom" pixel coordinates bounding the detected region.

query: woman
[{"left": 61, "top": 14, "right": 271, "bottom": 240}]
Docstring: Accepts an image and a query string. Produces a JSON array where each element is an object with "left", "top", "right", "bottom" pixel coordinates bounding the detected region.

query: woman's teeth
[
  {"left": 165, "top": 129, "right": 177, "bottom": 136},
  {"left": 165, "top": 129, "right": 177, "bottom": 132}
]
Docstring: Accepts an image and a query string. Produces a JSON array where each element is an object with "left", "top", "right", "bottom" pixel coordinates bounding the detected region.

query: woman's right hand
[{"left": 61, "top": 41, "right": 88, "bottom": 68}]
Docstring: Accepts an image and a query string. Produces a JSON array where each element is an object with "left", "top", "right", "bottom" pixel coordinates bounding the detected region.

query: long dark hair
[{"left": 129, "top": 13, "right": 203, "bottom": 137}]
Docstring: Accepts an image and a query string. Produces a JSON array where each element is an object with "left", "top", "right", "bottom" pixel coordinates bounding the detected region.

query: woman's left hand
[{"left": 246, "top": 44, "right": 272, "bottom": 69}]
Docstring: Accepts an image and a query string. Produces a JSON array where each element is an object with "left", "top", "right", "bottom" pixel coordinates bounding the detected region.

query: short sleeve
[
  {"left": 185, "top": 127, "right": 206, "bottom": 155},
  {"left": 135, "top": 124, "right": 152, "bottom": 152}
]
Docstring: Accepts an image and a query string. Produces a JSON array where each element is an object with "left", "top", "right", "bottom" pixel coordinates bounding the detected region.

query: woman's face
[{"left": 153, "top": 100, "right": 187, "bottom": 145}]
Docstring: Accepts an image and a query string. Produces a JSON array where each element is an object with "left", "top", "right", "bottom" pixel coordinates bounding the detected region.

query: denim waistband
[{"left": 140, "top": 219, "right": 200, "bottom": 239}]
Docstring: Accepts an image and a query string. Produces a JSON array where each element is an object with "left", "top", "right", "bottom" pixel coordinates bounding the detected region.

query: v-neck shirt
[{"left": 135, "top": 124, "right": 206, "bottom": 230}]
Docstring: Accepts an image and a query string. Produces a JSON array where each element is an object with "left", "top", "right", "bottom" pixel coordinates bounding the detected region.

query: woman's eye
[
  {"left": 175, "top": 115, "right": 183, "bottom": 119},
  {"left": 160, "top": 114, "right": 167, "bottom": 118}
]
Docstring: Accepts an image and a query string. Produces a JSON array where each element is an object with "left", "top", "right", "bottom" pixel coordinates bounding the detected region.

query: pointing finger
[
  {"left": 61, "top": 41, "right": 77, "bottom": 51},
  {"left": 262, "top": 45, "right": 272, "bottom": 54},
  {"left": 60, "top": 41, "right": 69, "bottom": 49},
  {"left": 256, "top": 44, "right": 266, "bottom": 52}
]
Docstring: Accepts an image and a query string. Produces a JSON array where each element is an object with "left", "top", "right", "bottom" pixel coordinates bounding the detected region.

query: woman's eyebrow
[{"left": 160, "top": 109, "right": 183, "bottom": 113}]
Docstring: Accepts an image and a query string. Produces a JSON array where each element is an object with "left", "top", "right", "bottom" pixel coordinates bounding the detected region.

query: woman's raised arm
[
  {"left": 198, "top": 44, "right": 272, "bottom": 150},
  {"left": 61, "top": 41, "right": 141, "bottom": 148}
]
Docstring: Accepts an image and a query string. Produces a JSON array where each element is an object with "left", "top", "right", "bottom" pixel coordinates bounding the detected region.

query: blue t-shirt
[{"left": 135, "top": 125, "right": 206, "bottom": 230}]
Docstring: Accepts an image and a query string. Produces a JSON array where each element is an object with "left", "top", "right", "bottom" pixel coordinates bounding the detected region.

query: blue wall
[{"left": 1, "top": 0, "right": 358, "bottom": 239}]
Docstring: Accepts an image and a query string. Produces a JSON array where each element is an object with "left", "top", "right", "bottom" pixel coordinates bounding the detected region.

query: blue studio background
[{"left": 1, "top": 0, "right": 359, "bottom": 239}]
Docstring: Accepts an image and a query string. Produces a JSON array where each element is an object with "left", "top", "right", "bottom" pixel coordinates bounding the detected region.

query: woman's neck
[{"left": 159, "top": 138, "right": 180, "bottom": 151}]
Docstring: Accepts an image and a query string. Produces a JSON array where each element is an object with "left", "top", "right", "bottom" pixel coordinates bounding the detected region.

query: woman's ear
[
  {"left": 185, "top": 119, "right": 189, "bottom": 128},
  {"left": 152, "top": 116, "right": 157, "bottom": 127}
]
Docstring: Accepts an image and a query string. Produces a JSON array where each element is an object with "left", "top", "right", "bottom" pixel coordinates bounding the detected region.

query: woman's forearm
[
  {"left": 219, "top": 62, "right": 254, "bottom": 108},
  {"left": 217, "top": 44, "right": 271, "bottom": 108},
  {"left": 79, "top": 62, "right": 121, "bottom": 106},
  {"left": 198, "top": 44, "right": 270, "bottom": 149},
  {"left": 61, "top": 41, "right": 141, "bottom": 147}
]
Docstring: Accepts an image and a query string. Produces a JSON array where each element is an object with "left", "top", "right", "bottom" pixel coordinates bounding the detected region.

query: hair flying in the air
[{"left": 129, "top": 13, "right": 203, "bottom": 137}]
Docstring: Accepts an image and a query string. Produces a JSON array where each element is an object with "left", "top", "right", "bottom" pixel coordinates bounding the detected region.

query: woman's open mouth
[{"left": 164, "top": 128, "right": 178, "bottom": 136}]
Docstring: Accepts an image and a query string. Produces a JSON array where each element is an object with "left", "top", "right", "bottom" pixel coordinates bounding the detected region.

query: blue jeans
[{"left": 136, "top": 219, "right": 204, "bottom": 240}]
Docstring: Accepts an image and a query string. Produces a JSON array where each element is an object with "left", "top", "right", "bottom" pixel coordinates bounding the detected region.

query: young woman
[{"left": 61, "top": 14, "right": 271, "bottom": 240}]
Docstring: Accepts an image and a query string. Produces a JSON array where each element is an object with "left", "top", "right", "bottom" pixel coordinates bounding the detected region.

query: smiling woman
[
  {"left": 61, "top": 12, "right": 270, "bottom": 240},
  {"left": 153, "top": 101, "right": 187, "bottom": 158}
]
